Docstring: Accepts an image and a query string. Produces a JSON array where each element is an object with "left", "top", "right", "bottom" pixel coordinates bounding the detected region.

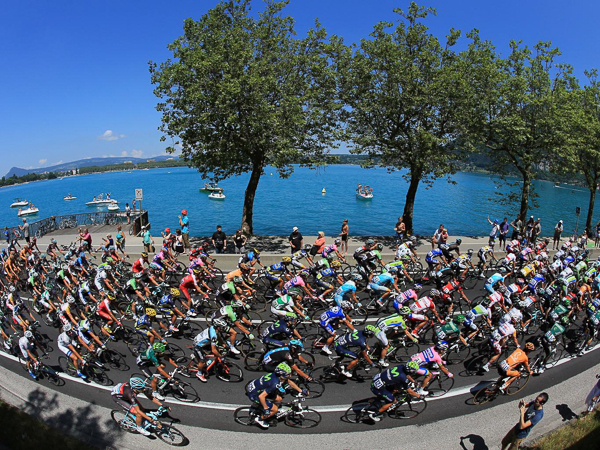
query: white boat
[
  {"left": 200, "top": 182, "right": 223, "bottom": 192},
  {"left": 10, "top": 198, "right": 29, "bottom": 208},
  {"left": 17, "top": 206, "right": 39, "bottom": 217},
  {"left": 356, "top": 185, "right": 374, "bottom": 200},
  {"left": 63, "top": 195, "right": 77, "bottom": 201},
  {"left": 107, "top": 201, "right": 120, "bottom": 211},
  {"left": 208, "top": 191, "right": 226, "bottom": 200}
]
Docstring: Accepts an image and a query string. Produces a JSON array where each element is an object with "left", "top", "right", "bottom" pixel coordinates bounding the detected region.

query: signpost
[
  {"left": 135, "top": 189, "right": 144, "bottom": 229},
  {"left": 575, "top": 206, "right": 581, "bottom": 238}
]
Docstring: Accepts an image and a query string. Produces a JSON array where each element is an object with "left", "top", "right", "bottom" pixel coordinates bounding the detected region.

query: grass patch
[
  {"left": 0, "top": 399, "right": 96, "bottom": 450},
  {"left": 526, "top": 409, "right": 600, "bottom": 450}
]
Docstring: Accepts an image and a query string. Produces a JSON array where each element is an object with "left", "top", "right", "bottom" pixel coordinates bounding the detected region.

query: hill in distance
[{"left": 5, "top": 155, "right": 174, "bottom": 178}]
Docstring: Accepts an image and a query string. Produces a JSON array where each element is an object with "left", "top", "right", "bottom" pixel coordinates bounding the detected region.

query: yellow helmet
[{"left": 145, "top": 308, "right": 157, "bottom": 317}]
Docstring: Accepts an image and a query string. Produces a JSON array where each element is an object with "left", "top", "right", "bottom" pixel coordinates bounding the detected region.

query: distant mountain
[{"left": 5, "top": 155, "right": 174, "bottom": 178}]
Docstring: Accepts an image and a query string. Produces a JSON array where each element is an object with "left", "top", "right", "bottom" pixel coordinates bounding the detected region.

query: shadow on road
[{"left": 459, "top": 434, "right": 489, "bottom": 450}]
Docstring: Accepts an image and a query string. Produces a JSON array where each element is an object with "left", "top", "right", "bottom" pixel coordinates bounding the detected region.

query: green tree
[
  {"left": 150, "top": 0, "right": 341, "bottom": 234},
  {"left": 465, "top": 39, "right": 575, "bottom": 220},
  {"left": 338, "top": 3, "right": 469, "bottom": 234}
]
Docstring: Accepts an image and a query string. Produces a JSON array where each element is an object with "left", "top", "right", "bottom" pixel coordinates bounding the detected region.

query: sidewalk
[{"left": 1, "top": 360, "right": 598, "bottom": 450}]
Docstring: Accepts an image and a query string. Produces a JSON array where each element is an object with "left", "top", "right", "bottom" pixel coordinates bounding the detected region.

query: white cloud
[
  {"left": 131, "top": 149, "right": 143, "bottom": 158},
  {"left": 38, "top": 159, "right": 47, "bottom": 166},
  {"left": 84, "top": 156, "right": 92, "bottom": 159},
  {"left": 97, "top": 130, "right": 126, "bottom": 141},
  {"left": 50, "top": 161, "right": 63, "bottom": 166},
  {"left": 121, "top": 151, "right": 128, "bottom": 157}
]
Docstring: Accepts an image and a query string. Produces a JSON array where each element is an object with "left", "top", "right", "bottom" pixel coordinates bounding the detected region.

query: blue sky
[{"left": 1, "top": 0, "right": 598, "bottom": 177}]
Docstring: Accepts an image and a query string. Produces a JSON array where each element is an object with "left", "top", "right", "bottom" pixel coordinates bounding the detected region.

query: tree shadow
[
  {"left": 459, "top": 434, "right": 489, "bottom": 450},
  {"left": 556, "top": 403, "right": 578, "bottom": 422},
  {"left": 21, "top": 388, "right": 121, "bottom": 449}
]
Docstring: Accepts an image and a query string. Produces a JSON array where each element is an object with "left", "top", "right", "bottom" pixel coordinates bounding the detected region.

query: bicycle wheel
[
  {"left": 506, "top": 371, "right": 531, "bottom": 396},
  {"left": 445, "top": 343, "right": 471, "bottom": 366},
  {"left": 156, "top": 424, "right": 187, "bottom": 446},
  {"left": 389, "top": 397, "right": 427, "bottom": 419},
  {"left": 296, "top": 379, "right": 325, "bottom": 399},
  {"left": 165, "top": 342, "right": 186, "bottom": 361},
  {"left": 352, "top": 362, "right": 380, "bottom": 381},
  {"left": 110, "top": 410, "right": 138, "bottom": 433},
  {"left": 285, "top": 408, "right": 321, "bottom": 428},
  {"left": 42, "top": 366, "right": 64, "bottom": 386},
  {"left": 391, "top": 340, "right": 421, "bottom": 364},
  {"left": 127, "top": 335, "right": 147, "bottom": 357},
  {"left": 234, "top": 406, "right": 260, "bottom": 426},
  {"left": 89, "top": 366, "right": 112, "bottom": 386},
  {"left": 310, "top": 365, "right": 339, "bottom": 383},
  {"left": 465, "top": 354, "right": 489, "bottom": 376},
  {"left": 343, "top": 401, "right": 373, "bottom": 423},
  {"left": 216, "top": 362, "right": 244, "bottom": 383},
  {"left": 428, "top": 374, "right": 455, "bottom": 397},
  {"left": 170, "top": 379, "right": 200, "bottom": 402},
  {"left": 102, "top": 349, "right": 129, "bottom": 371},
  {"left": 547, "top": 343, "right": 565, "bottom": 367},
  {"left": 473, "top": 385, "right": 499, "bottom": 405},
  {"left": 58, "top": 356, "right": 78, "bottom": 376},
  {"left": 297, "top": 351, "right": 315, "bottom": 373},
  {"left": 179, "top": 320, "right": 202, "bottom": 340},
  {"left": 244, "top": 351, "right": 264, "bottom": 372}
]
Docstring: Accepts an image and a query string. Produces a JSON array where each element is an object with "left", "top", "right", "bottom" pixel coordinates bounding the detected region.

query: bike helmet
[
  {"left": 284, "top": 312, "right": 298, "bottom": 322},
  {"left": 456, "top": 238, "right": 462, "bottom": 245},
  {"left": 152, "top": 342, "right": 166, "bottom": 353},
  {"left": 430, "top": 289, "right": 441, "bottom": 297},
  {"left": 398, "top": 306, "right": 411, "bottom": 316},
  {"left": 24, "top": 330, "right": 33, "bottom": 339},
  {"left": 106, "top": 293, "right": 116, "bottom": 301},
  {"left": 376, "top": 243, "right": 384, "bottom": 251},
  {"left": 304, "top": 244, "right": 312, "bottom": 251},
  {"left": 364, "top": 325, "right": 378, "bottom": 337},
  {"left": 525, "top": 342, "right": 535, "bottom": 351},
  {"left": 405, "top": 360, "right": 420, "bottom": 373},
  {"left": 413, "top": 283, "right": 422, "bottom": 293},
  {"left": 340, "top": 300, "right": 352, "bottom": 309},
  {"left": 30, "top": 270, "right": 38, "bottom": 278},
  {"left": 51, "top": 239, "right": 57, "bottom": 244},
  {"left": 467, "top": 249, "right": 474, "bottom": 255},
  {"left": 232, "top": 300, "right": 244, "bottom": 308},
  {"left": 274, "top": 362, "right": 292, "bottom": 377},
  {"left": 410, "top": 236, "right": 417, "bottom": 243},
  {"left": 63, "top": 323, "right": 72, "bottom": 333},
  {"left": 289, "top": 340, "right": 303, "bottom": 350},
  {"left": 563, "top": 298, "right": 572, "bottom": 307},
  {"left": 213, "top": 318, "right": 228, "bottom": 329},
  {"left": 66, "top": 295, "right": 75, "bottom": 304},
  {"left": 334, "top": 238, "right": 341, "bottom": 245},
  {"left": 282, "top": 256, "right": 292, "bottom": 263},
  {"left": 253, "top": 248, "right": 260, "bottom": 255},
  {"left": 366, "top": 239, "right": 375, "bottom": 246},
  {"left": 8, "top": 286, "right": 16, "bottom": 293},
  {"left": 104, "top": 264, "right": 112, "bottom": 271},
  {"left": 435, "top": 340, "right": 449, "bottom": 351},
  {"left": 331, "top": 260, "right": 341, "bottom": 268},
  {"left": 141, "top": 252, "right": 148, "bottom": 258},
  {"left": 170, "top": 288, "right": 180, "bottom": 296},
  {"left": 516, "top": 278, "right": 525, "bottom": 286},
  {"left": 537, "top": 288, "right": 546, "bottom": 296},
  {"left": 130, "top": 376, "right": 146, "bottom": 390},
  {"left": 79, "top": 319, "right": 91, "bottom": 331},
  {"left": 146, "top": 308, "right": 157, "bottom": 317},
  {"left": 454, "top": 314, "right": 465, "bottom": 324},
  {"left": 326, "top": 254, "right": 335, "bottom": 262},
  {"left": 561, "top": 316, "right": 570, "bottom": 326},
  {"left": 346, "top": 280, "right": 356, "bottom": 287},
  {"left": 352, "top": 272, "right": 364, "bottom": 282},
  {"left": 299, "top": 270, "right": 310, "bottom": 279}
]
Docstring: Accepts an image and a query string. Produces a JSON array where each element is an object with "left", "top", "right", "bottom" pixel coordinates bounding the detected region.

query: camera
[{"left": 519, "top": 400, "right": 525, "bottom": 408}]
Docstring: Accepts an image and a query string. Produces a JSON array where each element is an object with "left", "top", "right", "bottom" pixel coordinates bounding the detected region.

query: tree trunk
[
  {"left": 519, "top": 170, "right": 531, "bottom": 221},
  {"left": 586, "top": 185, "right": 597, "bottom": 235},
  {"left": 403, "top": 171, "right": 421, "bottom": 235},
  {"left": 240, "top": 162, "right": 263, "bottom": 235}
]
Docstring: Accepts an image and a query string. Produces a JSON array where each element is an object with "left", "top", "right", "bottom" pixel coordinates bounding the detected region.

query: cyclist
[
  {"left": 333, "top": 279, "right": 358, "bottom": 307},
  {"left": 384, "top": 260, "right": 414, "bottom": 283},
  {"left": 260, "top": 313, "right": 303, "bottom": 347},
  {"left": 322, "top": 239, "right": 345, "bottom": 262},
  {"left": 451, "top": 249, "right": 476, "bottom": 280},
  {"left": 410, "top": 341, "right": 454, "bottom": 395},
  {"left": 135, "top": 308, "right": 170, "bottom": 344},
  {"left": 96, "top": 293, "right": 122, "bottom": 334},
  {"left": 482, "top": 320, "right": 521, "bottom": 372},
  {"left": 178, "top": 267, "right": 209, "bottom": 313},
  {"left": 497, "top": 342, "right": 535, "bottom": 392},
  {"left": 135, "top": 341, "right": 178, "bottom": 400},
  {"left": 271, "top": 293, "right": 307, "bottom": 320},
  {"left": 536, "top": 316, "right": 570, "bottom": 374},
  {"left": 424, "top": 247, "right": 447, "bottom": 280},
  {"left": 19, "top": 330, "right": 43, "bottom": 379},
  {"left": 368, "top": 361, "right": 422, "bottom": 421},
  {"left": 477, "top": 245, "right": 496, "bottom": 277},
  {"left": 111, "top": 376, "right": 166, "bottom": 436},
  {"left": 434, "top": 315, "right": 468, "bottom": 347},
  {"left": 245, "top": 362, "right": 305, "bottom": 429},
  {"left": 369, "top": 270, "right": 401, "bottom": 308},
  {"left": 395, "top": 236, "right": 418, "bottom": 264},
  {"left": 335, "top": 326, "right": 377, "bottom": 377},
  {"left": 94, "top": 263, "right": 117, "bottom": 297},
  {"left": 315, "top": 260, "right": 344, "bottom": 301},
  {"left": 290, "top": 245, "right": 313, "bottom": 270},
  {"left": 210, "top": 302, "right": 255, "bottom": 355},
  {"left": 319, "top": 302, "right": 355, "bottom": 356},
  {"left": 408, "top": 290, "right": 444, "bottom": 335},
  {"left": 262, "top": 340, "right": 312, "bottom": 382},
  {"left": 375, "top": 310, "right": 418, "bottom": 367},
  {"left": 192, "top": 323, "right": 225, "bottom": 382},
  {"left": 214, "top": 277, "right": 246, "bottom": 308},
  {"left": 57, "top": 324, "right": 87, "bottom": 379},
  {"left": 391, "top": 284, "right": 422, "bottom": 312},
  {"left": 484, "top": 270, "right": 510, "bottom": 294},
  {"left": 238, "top": 248, "right": 264, "bottom": 274},
  {"left": 265, "top": 257, "right": 293, "bottom": 291},
  {"left": 282, "top": 271, "right": 316, "bottom": 300}
]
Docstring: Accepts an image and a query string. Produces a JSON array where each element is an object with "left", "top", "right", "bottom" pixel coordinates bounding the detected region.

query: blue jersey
[
  {"left": 372, "top": 366, "right": 409, "bottom": 389},
  {"left": 335, "top": 282, "right": 356, "bottom": 298},
  {"left": 427, "top": 249, "right": 443, "bottom": 259},
  {"left": 371, "top": 272, "right": 394, "bottom": 286},
  {"left": 246, "top": 373, "right": 285, "bottom": 397},
  {"left": 528, "top": 274, "right": 545, "bottom": 289},
  {"left": 335, "top": 330, "right": 368, "bottom": 351},
  {"left": 320, "top": 306, "right": 345, "bottom": 326},
  {"left": 260, "top": 320, "right": 293, "bottom": 340},
  {"left": 317, "top": 268, "right": 336, "bottom": 279},
  {"left": 486, "top": 273, "right": 504, "bottom": 286}
]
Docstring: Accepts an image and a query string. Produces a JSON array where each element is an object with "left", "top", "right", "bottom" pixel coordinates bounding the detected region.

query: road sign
[
  {"left": 135, "top": 189, "right": 143, "bottom": 201},
  {"left": 576, "top": 206, "right": 581, "bottom": 215}
]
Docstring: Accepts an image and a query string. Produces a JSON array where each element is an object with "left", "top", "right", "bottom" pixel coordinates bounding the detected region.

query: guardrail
[{"left": 4, "top": 210, "right": 148, "bottom": 240}]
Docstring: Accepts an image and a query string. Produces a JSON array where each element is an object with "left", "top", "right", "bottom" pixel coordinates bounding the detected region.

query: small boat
[
  {"left": 10, "top": 198, "right": 29, "bottom": 208},
  {"left": 356, "top": 184, "right": 374, "bottom": 200},
  {"left": 200, "top": 182, "right": 223, "bottom": 192},
  {"left": 107, "top": 201, "right": 119, "bottom": 211},
  {"left": 63, "top": 194, "right": 77, "bottom": 201},
  {"left": 18, "top": 206, "right": 39, "bottom": 217},
  {"left": 208, "top": 191, "right": 226, "bottom": 200},
  {"left": 86, "top": 193, "right": 117, "bottom": 206},
  {"left": 554, "top": 182, "right": 560, "bottom": 188},
  {"left": 322, "top": 187, "right": 326, "bottom": 194}
]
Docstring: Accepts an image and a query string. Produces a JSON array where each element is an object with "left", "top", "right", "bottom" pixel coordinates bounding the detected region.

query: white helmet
[
  {"left": 346, "top": 280, "right": 356, "bottom": 287},
  {"left": 24, "top": 330, "right": 33, "bottom": 339},
  {"left": 63, "top": 324, "right": 72, "bottom": 333},
  {"left": 340, "top": 300, "right": 352, "bottom": 309}
]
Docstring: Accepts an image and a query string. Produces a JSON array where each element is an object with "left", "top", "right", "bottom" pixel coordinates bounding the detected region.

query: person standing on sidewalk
[
  {"left": 501, "top": 392, "right": 548, "bottom": 450},
  {"left": 289, "top": 227, "right": 303, "bottom": 254},
  {"left": 553, "top": 220, "right": 563, "bottom": 250},
  {"left": 212, "top": 225, "right": 227, "bottom": 254},
  {"left": 178, "top": 210, "right": 190, "bottom": 255},
  {"left": 499, "top": 217, "right": 509, "bottom": 250},
  {"left": 339, "top": 219, "right": 349, "bottom": 255},
  {"left": 142, "top": 226, "right": 154, "bottom": 254},
  {"left": 19, "top": 218, "right": 30, "bottom": 244},
  {"left": 233, "top": 229, "right": 247, "bottom": 254}
]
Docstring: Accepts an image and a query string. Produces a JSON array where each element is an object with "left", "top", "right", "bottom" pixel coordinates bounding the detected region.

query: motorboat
[
  {"left": 10, "top": 198, "right": 28, "bottom": 208},
  {"left": 208, "top": 191, "right": 226, "bottom": 200},
  {"left": 17, "top": 206, "right": 39, "bottom": 217},
  {"left": 63, "top": 194, "right": 77, "bottom": 201},
  {"left": 107, "top": 201, "right": 120, "bottom": 211},
  {"left": 356, "top": 184, "right": 373, "bottom": 200},
  {"left": 86, "top": 194, "right": 117, "bottom": 206},
  {"left": 200, "top": 182, "right": 223, "bottom": 192}
]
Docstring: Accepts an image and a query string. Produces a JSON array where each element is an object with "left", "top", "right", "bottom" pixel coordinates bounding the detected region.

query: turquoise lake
[{"left": 0, "top": 165, "right": 592, "bottom": 237}]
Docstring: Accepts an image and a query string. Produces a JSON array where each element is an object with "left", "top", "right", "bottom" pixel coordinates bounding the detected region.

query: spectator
[
  {"left": 174, "top": 229, "right": 184, "bottom": 254},
  {"left": 596, "top": 220, "right": 600, "bottom": 248},
  {"left": 394, "top": 217, "right": 405, "bottom": 243},
  {"left": 487, "top": 216, "right": 499, "bottom": 249},
  {"left": 432, "top": 224, "right": 445, "bottom": 249},
  {"left": 19, "top": 218, "right": 30, "bottom": 244},
  {"left": 125, "top": 203, "right": 131, "bottom": 224},
  {"left": 233, "top": 230, "right": 247, "bottom": 254},
  {"left": 288, "top": 227, "right": 303, "bottom": 254},
  {"left": 212, "top": 225, "right": 227, "bottom": 254},
  {"left": 510, "top": 214, "right": 523, "bottom": 241},
  {"left": 532, "top": 218, "right": 542, "bottom": 244},
  {"left": 553, "top": 220, "right": 563, "bottom": 250},
  {"left": 339, "top": 219, "right": 349, "bottom": 255},
  {"left": 310, "top": 231, "right": 326, "bottom": 257},
  {"left": 132, "top": 198, "right": 136, "bottom": 212},
  {"left": 178, "top": 210, "right": 190, "bottom": 255},
  {"left": 524, "top": 216, "right": 535, "bottom": 244},
  {"left": 499, "top": 217, "right": 509, "bottom": 249},
  {"left": 501, "top": 392, "right": 548, "bottom": 450},
  {"left": 3, "top": 227, "right": 9, "bottom": 244},
  {"left": 142, "top": 226, "right": 154, "bottom": 254},
  {"left": 78, "top": 227, "right": 93, "bottom": 254},
  {"left": 584, "top": 373, "right": 600, "bottom": 414},
  {"left": 115, "top": 225, "right": 128, "bottom": 258}
]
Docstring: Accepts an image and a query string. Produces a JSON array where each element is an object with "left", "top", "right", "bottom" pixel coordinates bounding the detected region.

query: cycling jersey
[
  {"left": 372, "top": 366, "right": 410, "bottom": 390},
  {"left": 500, "top": 348, "right": 529, "bottom": 373},
  {"left": 271, "top": 294, "right": 294, "bottom": 311},
  {"left": 194, "top": 326, "right": 218, "bottom": 348},
  {"left": 136, "top": 347, "right": 159, "bottom": 366},
  {"left": 263, "top": 347, "right": 294, "bottom": 367},
  {"left": 491, "top": 322, "right": 516, "bottom": 341},
  {"left": 376, "top": 314, "right": 408, "bottom": 332},
  {"left": 334, "top": 282, "right": 356, "bottom": 301},
  {"left": 261, "top": 320, "right": 294, "bottom": 346},
  {"left": 411, "top": 347, "right": 443, "bottom": 366},
  {"left": 410, "top": 297, "right": 436, "bottom": 314},
  {"left": 246, "top": 373, "right": 286, "bottom": 401},
  {"left": 434, "top": 322, "right": 461, "bottom": 341}
]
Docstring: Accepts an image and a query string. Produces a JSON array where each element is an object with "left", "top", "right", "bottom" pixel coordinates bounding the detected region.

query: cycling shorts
[
  {"left": 246, "top": 392, "right": 274, "bottom": 412},
  {"left": 498, "top": 365, "right": 519, "bottom": 379},
  {"left": 334, "top": 345, "right": 358, "bottom": 360},
  {"left": 369, "top": 283, "right": 390, "bottom": 293},
  {"left": 270, "top": 307, "right": 289, "bottom": 318},
  {"left": 376, "top": 330, "right": 389, "bottom": 347},
  {"left": 316, "top": 279, "right": 333, "bottom": 290},
  {"left": 370, "top": 385, "right": 395, "bottom": 403},
  {"left": 320, "top": 321, "right": 336, "bottom": 335},
  {"left": 265, "top": 272, "right": 281, "bottom": 282},
  {"left": 136, "top": 361, "right": 155, "bottom": 378},
  {"left": 484, "top": 283, "right": 495, "bottom": 294},
  {"left": 58, "top": 343, "right": 72, "bottom": 357},
  {"left": 111, "top": 395, "right": 137, "bottom": 413},
  {"left": 98, "top": 309, "right": 112, "bottom": 321}
]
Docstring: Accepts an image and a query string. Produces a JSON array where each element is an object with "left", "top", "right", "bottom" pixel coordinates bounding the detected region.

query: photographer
[{"left": 501, "top": 392, "right": 548, "bottom": 450}]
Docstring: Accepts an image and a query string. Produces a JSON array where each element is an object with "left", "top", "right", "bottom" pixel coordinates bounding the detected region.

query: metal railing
[{"left": 4, "top": 210, "right": 148, "bottom": 240}]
